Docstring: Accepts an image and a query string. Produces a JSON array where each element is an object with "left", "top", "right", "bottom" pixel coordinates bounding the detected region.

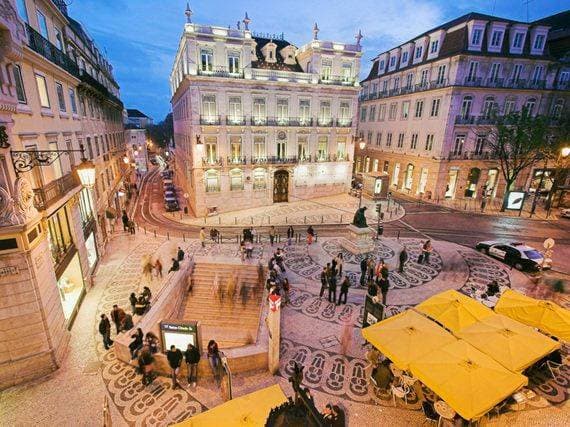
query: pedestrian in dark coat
[
  {"left": 110, "top": 304, "right": 126, "bottom": 334},
  {"left": 129, "top": 292, "right": 137, "bottom": 314},
  {"left": 360, "top": 256, "right": 368, "bottom": 286},
  {"left": 127, "top": 219, "right": 136, "bottom": 234},
  {"left": 380, "top": 277, "right": 390, "bottom": 305},
  {"left": 121, "top": 210, "right": 129, "bottom": 232},
  {"left": 99, "top": 314, "right": 113, "bottom": 350},
  {"left": 129, "top": 328, "right": 144, "bottom": 359},
  {"left": 328, "top": 274, "right": 337, "bottom": 303},
  {"left": 287, "top": 226, "right": 294, "bottom": 245},
  {"left": 168, "top": 258, "right": 180, "bottom": 273},
  {"left": 399, "top": 247, "right": 408, "bottom": 273},
  {"left": 319, "top": 266, "right": 328, "bottom": 298},
  {"left": 177, "top": 247, "right": 185, "bottom": 261},
  {"left": 138, "top": 345, "right": 155, "bottom": 385},
  {"left": 166, "top": 345, "right": 183, "bottom": 389},
  {"left": 185, "top": 343, "right": 201, "bottom": 386},
  {"left": 338, "top": 277, "right": 351, "bottom": 305}
]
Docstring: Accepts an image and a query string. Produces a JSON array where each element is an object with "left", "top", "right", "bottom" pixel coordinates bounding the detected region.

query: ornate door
[{"left": 273, "top": 170, "right": 289, "bottom": 203}]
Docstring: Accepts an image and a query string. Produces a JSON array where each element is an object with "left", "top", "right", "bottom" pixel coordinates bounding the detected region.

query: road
[{"left": 133, "top": 168, "right": 570, "bottom": 274}]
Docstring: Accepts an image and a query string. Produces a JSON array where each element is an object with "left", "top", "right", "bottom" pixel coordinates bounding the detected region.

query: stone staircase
[{"left": 180, "top": 261, "right": 265, "bottom": 349}]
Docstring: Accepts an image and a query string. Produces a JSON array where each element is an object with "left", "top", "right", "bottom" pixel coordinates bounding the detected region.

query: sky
[{"left": 67, "top": 0, "right": 569, "bottom": 121}]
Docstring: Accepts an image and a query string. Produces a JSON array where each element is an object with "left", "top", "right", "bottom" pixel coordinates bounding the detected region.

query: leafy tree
[
  {"left": 486, "top": 110, "right": 551, "bottom": 211},
  {"left": 147, "top": 113, "right": 173, "bottom": 148}
]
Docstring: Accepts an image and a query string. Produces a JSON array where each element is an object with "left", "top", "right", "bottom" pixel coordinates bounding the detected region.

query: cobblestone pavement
[
  {"left": 164, "top": 193, "right": 404, "bottom": 227},
  {"left": 1, "top": 232, "right": 568, "bottom": 426}
]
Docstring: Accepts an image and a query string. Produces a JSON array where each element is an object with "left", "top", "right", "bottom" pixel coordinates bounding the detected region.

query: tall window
[
  {"left": 414, "top": 100, "right": 423, "bottom": 118},
  {"left": 200, "top": 49, "right": 213, "bottom": 72},
  {"left": 339, "top": 101, "right": 350, "bottom": 125},
  {"left": 253, "top": 168, "right": 266, "bottom": 189},
  {"left": 524, "top": 98, "right": 536, "bottom": 116},
  {"left": 276, "top": 139, "right": 286, "bottom": 159},
  {"left": 375, "top": 132, "right": 382, "bottom": 147},
  {"left": 321, "top": 59, "right": 332, "bottom": 80},
  {"left": 13, "top": 65, "right": 27, "bottom": 103},
  {"left": 15, "top": 0, "right": 29, "bottom": 22},
  {"left": 69, "top": 88, "right": 77, "bottom": 114},
  {"left": 410, "top": 134, "right": 418, "bottom": 149},
  {"left": 482, "top": 96, "right": 495, "bottom": 119},
  {"left": 533, "top": 34, "right": 545, "bottom": 50},
  {"left": 512, "top": 64, "right": 523, "bottom": 84},
  {"left": 430, "top": 40, "right": 439, "bottom": 54},
  {"left": 319, "top": 101, "right": 331, "bottom": 125},
  {"left": 489, "top": 63, "right": 501, "bottom": 83},
  {"left": 299, "top": 100, "right": 311, "bottom": 123},
  {"left": 389, "top": 103, "right": 397, "bottom": 120},
  {"left": 94, "top": 136, "right": 100, "bottom": 157},
  {"left": 471, "top": 28, "right": 482, "bottom": 45},
  {"left": 229, "top": 169, "right": 244, "bottom": 191},
  {"left": 297, "top": 136, "right": 308, "bottom": 160},
  {"left": 342, "top": 63, "right": 352, "bottom": 81},
  {"left": 474, "top": 135, "right": 486, "bottom": 155},
  {"left": 490, "top": 30, "right": 503, "bottom": 47},
  {"left": 402, "top": 52, "right": 409, "bottom": 63},
  {"left": 420, "top": 69, "right": 429, "bottom": 86},
  {"left": 360, "top": 106, "right": 367, "bottom": 122},
  {"left": 317, "top": 136, "right": 328, "bottom": 161},
  {"left": 405, "top": 164, "right": 414, "bottom": 190},
  {"left": 393, "top": 77, "right": 400, "bottom": 90},
  {"left": 228, "top": 52, "right": 240, "bottom": 73},
  {"left": 228, "top": 97, "right": 242, "bottom": 123},
  {"left": 425, "top": 134, "right": 434, "bottom": 151},
  {"left": 277, "top": 99, "right": 289, "bottom": 123},
  {"left": 378, "top": 104, "right": 386, "bottom": 121},
  {"left": 551, "top": 99, "right": 564, "bottom": 119},
  {"left": 401, "top": 101, "right": 410, "bottom": 119},
  {"left": 54, "top": 28, "right": 64, "bottom": 51},
  {"left": 48, "top": 141, "right": 63, "bottom": 178},
  {"left": 201, "top": 95, "right": 216, "bottom": 120},
  {"left": 504, "top": 98, "right": 516, "bottom": 115},
  {"left": 253, "top": 98, "right": 266, "bottom": 123},
  {"left": 467, "top": 61, "right": 478, "bottom": 82},
  {"left": 414, "top": 46, "right": 423, "bottom": 59},
  {"left": 230, "top": 136, "right": 242, "bottom": 160},
  {"left": 386, "top": 133, "right": 392, "bottom": 147},
  {"left": 531, "top": 65, "right": 544, "bottom": 84},
  {"left": 460, "top": 96, "right": 472, "bottom": 119},
  {"left": 436, "top": 65, "right": 446, "bottom": 84},
  {"left": 55, "top": 82, "right": 66, "bottom": 112},
  {"left": 36, "top": 10, "right": 49, "bottom": 38},
  {"left": 389, "top": 56, "right": 396, "bottom": 67},
  {"left": 397, "top": 133, "right": 405, "bottom": 148},
  {"left": 253, "top": 136, "right": 266, "bottom": 160},
  {"left": 336, "top": 137, "right": 347, "bottom": 160},
  {"left": 453, "top": 135, "right": 465, "bottom": 155},
  {"left": 204, "top": 137, "right": 217, "bottom": 163},
  {"left": 205, "top": 169, "right": 220, "bottom": 192},
  {"left": 430, "top": 98, "right": 440, "bottom": 117},
  {"left": 513, "top": 32, "right": 524, "bottom": 48},
  {"left": 369, "top": 106, "right": 376, "bottom": 122},
  {"left": 35, "top": 74, "right": 50, "bottom": 108},
  {"left": 406, "top": 73, "right": 414, "bottom": 89}
]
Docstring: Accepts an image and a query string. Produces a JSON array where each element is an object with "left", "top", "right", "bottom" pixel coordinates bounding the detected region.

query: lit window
[
  {"left": 317, "top": 136, "right": 328, "bottom": 161},
  {"left": 253, "top": 168, "right": 266, "bottom": 189},
  {"left": 229, "top": 168, "right": 244, "bottom": 191},
  {"left": 205, "top": 169, "right": 220, "bottom": 192},
  {"left": 35, "top": 74, "right": 50, "bottom": 108}
]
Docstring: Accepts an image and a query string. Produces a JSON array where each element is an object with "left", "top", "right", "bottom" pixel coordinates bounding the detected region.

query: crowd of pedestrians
[{"left": 319, "top": 253, "right": 351, "bottom": 306}]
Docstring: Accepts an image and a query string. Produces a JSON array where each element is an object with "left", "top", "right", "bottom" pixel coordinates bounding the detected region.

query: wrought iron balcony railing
[
  {"left": 197, "top": 66, "right": 244, "bottom": 78},
  {"left": 26, "top": 23, "right": 79, "bottom": 78},
  {"left": 33, "top": 172, "right": 80, "bottom": 210},
  {"left": 201, "top": 157, "right": 224, "bottom": 167},
  {"left": 200, "top": 115, "right": 221, "bottom": 125},
  {"left": 319, "top": 75, "right": 355, "bottom": 86}
]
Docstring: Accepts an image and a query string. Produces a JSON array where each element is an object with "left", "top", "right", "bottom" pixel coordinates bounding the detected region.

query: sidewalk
[{"left": 164, "top": 193, "right": 404, "bottom": 228}]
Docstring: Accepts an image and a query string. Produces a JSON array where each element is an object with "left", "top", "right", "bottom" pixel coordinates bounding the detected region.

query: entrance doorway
[
  {"left": 445, "top": 169, "right": 459, "bottom": 198},
  {"left": 465, "top": 168, "right": 481, "bottom": 198},
  {"left": 273, "top": 170, "right": 289, "bottom": 203}
]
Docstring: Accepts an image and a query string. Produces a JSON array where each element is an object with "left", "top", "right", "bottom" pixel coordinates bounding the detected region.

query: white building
[{"left": 170, "top": 8, "right": 362, "bottom": 216}]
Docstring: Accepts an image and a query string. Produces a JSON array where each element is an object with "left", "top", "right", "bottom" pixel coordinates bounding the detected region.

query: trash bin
[
  {"left": 377, "top": 225, "right": 384, "bottom": 236},
  {"left": 184, "top": 206, "right": 188, "bottom": 214}
]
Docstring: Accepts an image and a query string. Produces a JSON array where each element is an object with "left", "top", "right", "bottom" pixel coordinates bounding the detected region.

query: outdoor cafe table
[
  {"left": 456, "top": 313, "right": 561, "bottom": 372},
  {"left": 495, "top": 289, "right": 570, "bottom": 342},
  {"left": 362, "top": 310, "right": 456, "bottom": 371},
  {"left": 409, "top": 339, "right": 528, "bottom": 421},
  {"left": 415, "top": 289, "right": 494, "bottom": 334}
]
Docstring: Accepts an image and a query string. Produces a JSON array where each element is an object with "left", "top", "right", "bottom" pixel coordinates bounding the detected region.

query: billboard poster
[
  {"left": 160, "top": 321, "right": 200, "bottom": 352},
  {"left": 506, "top": 191, "right": 525, "bottom": 210}
]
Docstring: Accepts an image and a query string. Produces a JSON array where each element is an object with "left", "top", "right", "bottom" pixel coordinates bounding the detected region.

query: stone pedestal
[{"left": 340, "top": 224, "right": 375, "bottom": 255}]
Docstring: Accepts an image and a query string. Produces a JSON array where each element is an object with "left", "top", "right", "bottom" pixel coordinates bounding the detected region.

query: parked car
[
  {"left": 164, "top": 190, "right": 176, "bottom": 198},
  {"left": 475, "top": 240, "right": 546, "bottom": 271},
  {"left": 163, "top": 183, "right": 175, "bottom": 191},
  {"left": 164, "top": 196, "right": 179, "bottom": 212},
  {"left": 161, "top": 170, "right": 173, "bottom": 179},
  {"left": 162, "top": 179, "right": 173, "bottom": 186},
  {"left": 560, "top": 208, "right": 570, "bottom": 219}
]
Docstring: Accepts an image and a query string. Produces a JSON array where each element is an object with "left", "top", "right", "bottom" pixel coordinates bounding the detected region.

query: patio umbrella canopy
[
  {"left": 176, "top": 384, "right": 287, "bottom": 426},
  {"left": 457, "top": 313, "right": 561, "bottom": 372},
  {"left": 409, "top": 340, "right": 528, "bottom": 421},
  {"left": 415, "top": 290, "right": 494, "bottom": 333},
  {"left": 495, "top": 289, "right": 570, "bottom": 342},
  {"left": 362, "top": 310, "right": 457, "bottom": 370}
]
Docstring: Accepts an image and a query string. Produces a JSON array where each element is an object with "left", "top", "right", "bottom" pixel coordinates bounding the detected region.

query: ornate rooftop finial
[
  {"left": 355, "top": 29, "right": 363, "bottom": 46},
  {"left": 243, "top": 12, "right": 251, "bottom": 30},
  {"left": 313, "top": 22, "right": 319, "bottom": 40},
  {"left": 184, "top": 2, "right": 193, "bottom": 23}
]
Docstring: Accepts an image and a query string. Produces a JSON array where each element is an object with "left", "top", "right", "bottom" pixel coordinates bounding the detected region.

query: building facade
[
  {"left": 125, "top": 128, "right": 149, "bottom": 175},
  {"left": 170, "top": 10, "right": 362, "bottom": 216},
  {"left": 356, "top": 12, "right": 569, "bottom": 203},
  {"left": 126, "top": 108, "right": 153, "bottom": 129},
  {"left": 0, "top": 0, "right": 125, "bottom": 389}
]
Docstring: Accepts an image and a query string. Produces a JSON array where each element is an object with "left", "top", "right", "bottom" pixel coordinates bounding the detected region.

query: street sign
[{"left": 543, "top": 238, "right": 555, "bottom": 249}]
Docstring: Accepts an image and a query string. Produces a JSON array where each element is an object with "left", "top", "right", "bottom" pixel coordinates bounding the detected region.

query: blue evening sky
[{"left": 67, "top": 0, "right": 568, "bottom": 121}]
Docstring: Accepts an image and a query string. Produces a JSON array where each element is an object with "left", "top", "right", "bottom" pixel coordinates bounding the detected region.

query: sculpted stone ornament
[
  {"left": 14, "top": 177, "right": 38, "bottom": 221},
  {"left": 352, "top": 206, "right": 368, "bottom": 228},
  {"left": 0, "top": 185, "right": 25, "bottom": 225}
]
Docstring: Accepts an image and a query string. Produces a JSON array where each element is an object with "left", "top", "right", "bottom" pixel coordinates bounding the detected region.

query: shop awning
[
  {"left": 409, "top": 340, "right": 528, "bottom": 421},
  {"left": 176, "top": 384, "right": 288, "bottom": 426},
  {"left": 495, "top": 289, "right": 570, "bottom": 342},
  {"left": 362, "top": 310, "right": 456, "bottom": 370},
  {"left": 456, "top": 313, "right": 561, "bottom": 372},
  {"left": 415, "top": 290, "right": 494, "bottom": 333}
]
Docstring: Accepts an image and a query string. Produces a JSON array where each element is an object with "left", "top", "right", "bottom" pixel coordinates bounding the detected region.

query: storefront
[
  {"left": 56, "top": 252, "right": 86, "bottom": 324},
  {"left": 85, "top": 231, "right": 98, "bottom": 270}
]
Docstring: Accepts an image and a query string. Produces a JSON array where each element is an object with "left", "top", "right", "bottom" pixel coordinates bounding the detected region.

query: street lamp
[
  {"left": 75, "top": 157, "right": 96, "bottom": 188},
  {"left": 359, "top": 139, "right": 366, "bottom": 150}
]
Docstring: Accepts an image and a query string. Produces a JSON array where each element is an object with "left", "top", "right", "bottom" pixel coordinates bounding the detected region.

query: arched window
[
  {"left": 503, "top": 97, "right": 516, "bottom": 115},
  {"left": 405, "top": 163, "right": 414, "bottom": 190},
  {"left": 204, "top": 169, "right": 220, "bottom": 193},
  {"left": 253, "top": 168, "right": 266, "bottom": 190},
  {"left": 229, "top": 168, "right": 244, "bottom": 191}
]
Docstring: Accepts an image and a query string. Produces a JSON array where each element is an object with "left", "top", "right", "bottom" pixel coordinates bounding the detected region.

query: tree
[
  {"left": 147, "top": 113, "right": 173, "bottom": 148},
  {"left": 486, "top": 110, "right": 550, "bottom": 211}
]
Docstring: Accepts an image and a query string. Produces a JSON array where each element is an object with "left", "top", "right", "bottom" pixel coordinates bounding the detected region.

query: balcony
[
  {"left": 197, "top": 66, "right": 244, "bottom": 79},
  {"left": 227, "top": 156, "right": 247, "bottom": 165},
  {"left": 200, "top": 115, "right": 221, "bottom": 125},
  {"left": 201, "top": 157, "right": 224, "bottom": 167},
  {"left": 225, "top": 116, "right": 246, "bottom": 126},
  {"left": 26, "top": 23, "right": 79, "bottom": 78},
  {"left": 79, "top": 70, "right": 123, "bottom": 107},
  {"left": 317, "top": 118, "right": 334, "bottom": 127},
  {"left": 319, "top": 75, "right": 355, "bottom": 86},
  {"left": 455, "top": 115, "right": 500, "bottom": 126},
  {"left": 33, "top": 172, "right": 81, "bottom": 211},
  {"left": 336, "top": 119, "right": 352, "bottom": 127},
  {"left": 447, "top": 151, "right": 498, "bottom": 161},
  {"left": 250, "top": 156, "right": 298, "bottom": 165}
]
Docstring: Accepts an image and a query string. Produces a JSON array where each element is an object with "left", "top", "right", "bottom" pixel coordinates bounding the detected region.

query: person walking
[
  {"left": 128, "top": 219, "right": 136, "bottom": 235},
  {"left": 138, "top": 345, "right": 155, "bottom": 385},
  {"left": 121, "top": 312, "right": 134, "bottom": 331},
  {"left": 328, "top": 273, "right": 338, "bottom": 304},
  {"left": 168, "top": 258, "right": 180, "bottom": 273},
  {"left": 360, "top": 256, "right": 368, "bottom": 286},
  {"left": 338, "top": 276, "right": 350, "bottom": 305},
  {"left": 185, "top": 343, "right": 200, "bottom": 387},
  {"left": 129, "top": 292, "right": 137, "bottom": 314},
  {"left": 154, "top": 258, "right": 163, "bottom": 278},
  {"left": 207, "top": 340, "right": 221, "bottom": 384},
  {"left": 110, "top": 304, "right": 126, "bottom": 335},
  {"left": 166, "top": 345, "right": 183, "bottom": 389},
  {"left": 177, "top": 247, "right": 185, "bottom": 261},
  {"left": 380, "top": 275, "right": 390, "bottom": 305},
  {"left": 319, "top": 266, "right": 329, "bottom": 298},
  {"left": 399, "top": 247, "right": 408, "bottom": 273},
  {"left": 287, "top": 226, "right": 294, "bottom": 246},
  {"left": 336, "top": 253, "right": 344, "bottom": 277},
  {"left": 226, "top": 274, "right": 236, "bottom": 305},
  {"left": 422, "top": 240, "right": 433, "bottom": 264},
  {"left": 99, "top": 314, "right": 113, "bottom": 350},
  {"left": 282, "top": 277, "right": 291, "bottom": 306},
  {"left": 121, "top": 210, "right": 129, "bottom": 232},
  {"left": 145, "top": 332, "right": 160, "bottom": 354},
  {"left": 269, "top": 226, "right": 276, "bottom": 246},
  {"left": 199, "top": 227, "right": 206, "bottom": 248},
  {"left": 129, "top": 328, "right": 144, "bottom": 359}
]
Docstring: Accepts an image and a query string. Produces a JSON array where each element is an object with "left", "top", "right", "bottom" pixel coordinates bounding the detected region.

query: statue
[{"left": 352, "top": 207, "right": 368, "bottom": 228}]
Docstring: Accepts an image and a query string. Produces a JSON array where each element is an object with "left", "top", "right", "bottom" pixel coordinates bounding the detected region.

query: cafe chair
[
  {"left": 434, "top": 400, "right": 456, "bottom": 427},
  {"left": 391, "top": 383, "right": 409, "bottom": 406},
  {"left": 421, "top": 401, "right": 439, "bottom": 424}
]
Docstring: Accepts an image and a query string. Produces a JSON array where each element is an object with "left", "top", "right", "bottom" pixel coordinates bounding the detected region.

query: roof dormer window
[
  {"left": 390, "top": 56, "right": 396, "bottom": 67},
  {"left": 512, "top": 32, "right": 524, "bottom": 49},
  {"left": 379, "top": 59, "right": 385, "bottom": 69},
  {"left": 261, "top": 42, "right": 277, "bottom": 63},
  {"left": 490, "top": 30, "right": 503, "bottom": 48},
  {"left": 533, "top": 34, "right": 545, "bottom": 50},
  {"left": 415, "top": 46, "right": 423, "bottom": 59},
  {"left": 402, "top": 52, "right": 408, "bottom": 63},
  {"left": 430, "top": 40, "right": 439, "bottom": 54},
  {"left": 471, "top": 29, "right": 482, "bottom": 45}
]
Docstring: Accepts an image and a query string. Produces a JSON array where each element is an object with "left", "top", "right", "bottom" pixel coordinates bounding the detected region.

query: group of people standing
[
  {"left": 121, "top": 210, "right": 136, "bottom": 235},
  {"left": 361, "top": 256, "right": 390, "bottom": 305},
  {"left": 319, "top": 253, "right": 351, "bottom": 306}
]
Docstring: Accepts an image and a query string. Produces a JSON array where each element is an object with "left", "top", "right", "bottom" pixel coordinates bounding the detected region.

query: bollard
[
  {"left": 167, "top": 232, "right": 170, "bottom": 240},
  {"left": 219, "top": 217, "right": 221, "bottom": 225},
  {"left": 304, "top": 216, "right": 307, "bottom": 224},
  {"left": 154, "top": 230, "right": 157, "bottom": 238},
  {"left": 397, "top": 230, "right": 400, "bottom": 240},
  {"left": 235, "top": 217, "right": 237, "bottom": 225},
  {"left": 321, "top": 215, "right": 324, "bottom": 224},
  {"left": 144, "top": 227, "right": 147, "bottom": 235},
  {"left": 390, "top": 211, "right": 393, "bottom": 219},
  {"left": 340, "top": 214, "right": 343, "bottom": 223},
  {"left": 183, "top": 233, "right": 185, "bottom": 242},
  {"left": 278, "top": 234, "right": 281, "bottom": 243}
]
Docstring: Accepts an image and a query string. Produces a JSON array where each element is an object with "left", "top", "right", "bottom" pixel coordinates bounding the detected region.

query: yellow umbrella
[
  {"left": 410, "top": 340, "right": 528, "bottom": 420},
  {"left": 457, "top": 313, "right": 560, "bottom": 372},
  {"left": 176, "top": 384, "right": 287, "bottom": 427},
  {"left": 495, "top": 289, "right": 570, "bottom": 342},
  {"left": 362, "top": 310, "right": 456, "bottom": 370},
  {"left": 415, "top": 290, "right": 494, "bottom": 333}
]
